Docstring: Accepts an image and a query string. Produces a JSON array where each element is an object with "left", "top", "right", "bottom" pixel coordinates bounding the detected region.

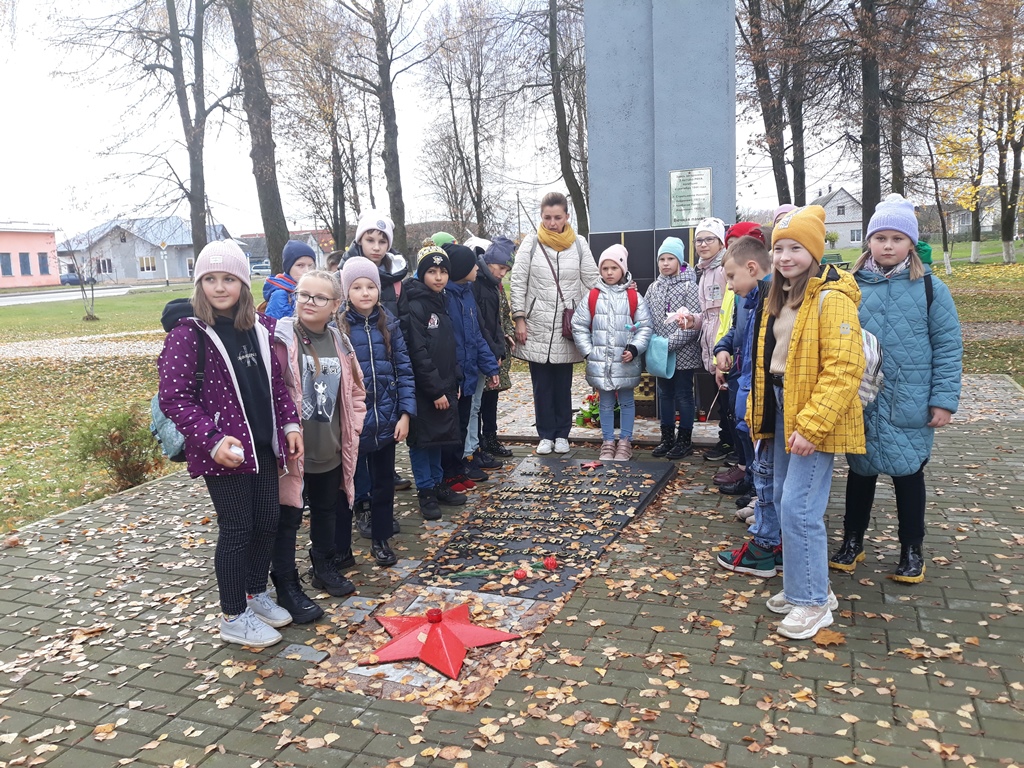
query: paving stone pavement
[{"left": 0, "top": 375, "right": 1022, "bottom": 768}]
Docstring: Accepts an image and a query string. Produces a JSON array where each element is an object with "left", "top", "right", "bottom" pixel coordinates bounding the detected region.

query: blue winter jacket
[
  {"left": 263, "top": 273, "right": 297, "bottom": 320},
  {"left": 445, "top": 281, "right": 499, "bottom": 394},
  {"left": 343, "top": 306, "right": 417, "bottom": 452},
  {"left": 847, "top": 266, "right": 962, "bottom": 478}
]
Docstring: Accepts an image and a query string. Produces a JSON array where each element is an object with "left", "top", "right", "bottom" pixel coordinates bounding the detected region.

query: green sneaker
[{"left": 716, "top": 540, "right": 777, "bottom": 578}]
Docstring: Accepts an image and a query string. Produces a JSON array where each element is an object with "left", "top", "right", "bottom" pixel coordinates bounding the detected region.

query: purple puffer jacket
[{"left": 157, "top": 313, "right": 300, "bottom": 478}]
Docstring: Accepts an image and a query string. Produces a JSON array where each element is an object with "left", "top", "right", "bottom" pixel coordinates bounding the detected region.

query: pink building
[{"left": 0, "top": 223, "right": 59, "bottom": 288}]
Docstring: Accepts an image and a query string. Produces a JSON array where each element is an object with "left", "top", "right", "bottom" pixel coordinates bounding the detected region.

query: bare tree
[
  {"left": 56, "top": 1, "right": 238, "bottom": 255},
  {"left": 225, "top": 0, "right": 290, "bottom": 272}
]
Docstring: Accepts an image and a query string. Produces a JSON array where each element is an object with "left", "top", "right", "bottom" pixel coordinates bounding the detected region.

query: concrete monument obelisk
[{"left": 586, "top": 0, "right": 736, "bottom": 289}]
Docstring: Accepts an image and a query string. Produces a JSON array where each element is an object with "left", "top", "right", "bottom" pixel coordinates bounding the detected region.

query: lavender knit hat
[
  {"left": 340, "top": 256, "right": 382, "bottom": 296},
  {"left": 867, "top": 193, "right": 919, "bottom": 242}
]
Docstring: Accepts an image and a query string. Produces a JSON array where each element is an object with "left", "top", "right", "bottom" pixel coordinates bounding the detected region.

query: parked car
[
  {"left": 60, "top": 272, "right": 97, "bottom": 286},
  {"left": 250, "top": 260, "right": 271, "bottom": 276}
]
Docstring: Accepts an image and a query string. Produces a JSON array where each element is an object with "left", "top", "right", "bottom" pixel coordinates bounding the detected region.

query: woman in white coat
[{"left": 510, "top": 192, "right": 600, "bottom": 454}]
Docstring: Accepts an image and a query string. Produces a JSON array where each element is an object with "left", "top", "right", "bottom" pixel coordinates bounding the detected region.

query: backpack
[
  {"left": 588, "top": 286, "right": 638, "bottom": 328},
  {"left": 818, "top": 290, "right": 882, "bottom": 407},
  {"left": 150, "top": 330, "right": 206, "bottom": 462}
]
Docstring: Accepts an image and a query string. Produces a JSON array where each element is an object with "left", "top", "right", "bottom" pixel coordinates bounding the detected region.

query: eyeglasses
[
  {"left": 695, "top": 237, "right": 718, "bottom": 245},
  {"left": 295, "top": 291, "right": 332, "bottom": 307}
]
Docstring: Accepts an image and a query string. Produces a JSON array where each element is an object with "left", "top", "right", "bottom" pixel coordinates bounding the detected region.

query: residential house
[
  {"left": 0, "top": 222, "right": 59, "bottom": 288},
  {"left": 58, "top": 217, "right": 231, "bottom": 283},
  {"left": 809, "top": 186, "right": 863, "bottom": 250},
  {"left": 238, "top": 230, "right": 329, "bottom": 269}
]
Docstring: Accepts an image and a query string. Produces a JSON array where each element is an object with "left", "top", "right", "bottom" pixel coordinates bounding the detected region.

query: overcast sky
[{"left": 0, "top": 2, "right": 858, "bottom": 242}]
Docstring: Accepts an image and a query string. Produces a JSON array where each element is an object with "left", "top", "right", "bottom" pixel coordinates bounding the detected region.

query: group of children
[
  {"left": 159, "top": 192, "right": 962, "bottom": 647},
  {"left": 707, "top": 196, "right": 962, "bottom": 640},
  {"left": 563, "top": 195, "right": 962, "bottom": 641},
  {"left": 158, "top": 212, "right": 520, "bottom": 648}
]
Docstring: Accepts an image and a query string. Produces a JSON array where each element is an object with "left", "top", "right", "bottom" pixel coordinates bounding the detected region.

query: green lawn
[{"left": 0, "top": 280, "right": 268, "bottom": 342}]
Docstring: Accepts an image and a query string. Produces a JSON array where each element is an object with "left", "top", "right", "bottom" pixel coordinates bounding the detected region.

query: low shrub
[{"left": 72, "top": 409, "right": 164, "bottom": 491}]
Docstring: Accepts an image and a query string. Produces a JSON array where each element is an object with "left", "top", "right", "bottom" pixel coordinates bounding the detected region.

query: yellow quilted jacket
[{"left": 749, "top": 266, "right": 866, "bottom": 454}]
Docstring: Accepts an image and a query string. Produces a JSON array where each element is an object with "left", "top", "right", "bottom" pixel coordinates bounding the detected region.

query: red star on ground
[
  {"left": 581, "top": 460, "right": 603, "bottom": 470},
  {"left": 360, "top": 604, "right": 520, "bottom": 679}
]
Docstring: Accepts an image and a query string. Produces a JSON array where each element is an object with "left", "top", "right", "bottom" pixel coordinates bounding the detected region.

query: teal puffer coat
[{"left": 847, "top": 266, "right": 963, "bottom": 478}]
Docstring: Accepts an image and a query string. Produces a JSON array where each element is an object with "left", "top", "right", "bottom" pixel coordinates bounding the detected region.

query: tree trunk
[
  {"left": 165, "top": 0, "right": 208, "bottom": 255},
  {"left": 330, "top": 129, "right": 346, "bottom": 250},
  {"left": 366, "top": 0, "right": 407, "bottom": 254},
  {"left": 548, "top": 0, "right": 588, "bottom": 236},
  {"left": 860, "top": 0, "right": 881, "bottom": 236},
  {"left": 226, "top": 0, "right": 290, "bottom": 272},
  {"left": 970, "top": 66, "right": 987, "bottom": 263},
  {"left": 890, "top": 106, "right": 905, "bottom": 196},
  {"left": 737, "top": 0, "right": 791, "bottom": 205}
]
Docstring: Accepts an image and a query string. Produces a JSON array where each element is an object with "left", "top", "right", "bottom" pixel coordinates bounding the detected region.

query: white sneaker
[
  {"left": 766, "top": 588, "right": 839, "bottom": 615},
  {"left": 246, "top": 591, "right": 292, "bottom": 628},
  {"left": 777, "top": 604, "right": 834, "bottom": 640},
  {"left": 536, "top": 439, "right": 554, "bottom": 455},
  {"left": 220, "top": 608, "right": 282, "bottom": 648},
  {"left": 554, "top": 438, "right": 570, "bottom": 454}
]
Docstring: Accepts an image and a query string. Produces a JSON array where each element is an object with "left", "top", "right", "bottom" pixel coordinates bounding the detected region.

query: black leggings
[
  {"left": 271, "top": 463, "right": 344, "bottom": 573},
  {"left": 481, "top": 389, "right": 499, "bottom": 435},
  {"left": 204, "top": 445, "right": 280, "bottom": 615},
  {"left": 336, "top": 442, "right": 396, "bottom": 548},
  {"left": 442, "top": 393, "right": 475, "bottom": 476},
  {"left": 844, "top": 465, "right": 927, "bottom": 546}
]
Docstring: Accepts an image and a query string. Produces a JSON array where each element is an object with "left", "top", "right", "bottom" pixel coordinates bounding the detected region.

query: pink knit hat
[
  {"left": 340, "top": 256, "right": 382, "bottom": 296},
  {"left": 598, "top": 244, "right": 629, "bottom": 273},
  {"left": 193, "top": 240, "right": 250, "bottom": 287}
]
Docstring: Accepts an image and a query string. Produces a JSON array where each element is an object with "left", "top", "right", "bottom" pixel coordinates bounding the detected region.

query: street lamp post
[{"left": 160, "top": 241, "right": 169, "bottom": 287}]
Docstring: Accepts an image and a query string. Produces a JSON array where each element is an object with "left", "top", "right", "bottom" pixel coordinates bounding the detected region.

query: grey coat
[{"left": 571, "top": 276, "right": 653, "bottom": 392}]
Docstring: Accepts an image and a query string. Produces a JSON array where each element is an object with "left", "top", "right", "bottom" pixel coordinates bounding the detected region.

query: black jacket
[
  {"left": 471, "top": 256, "right": 506, "bottom": 362},
  {"left": 398, "top": 278, "right": 461, "bottom": 449}
]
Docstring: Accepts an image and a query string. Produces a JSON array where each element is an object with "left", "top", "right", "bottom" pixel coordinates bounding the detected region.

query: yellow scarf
[{"left": 537, "top": 223, "right": 577, "bottom": 252}]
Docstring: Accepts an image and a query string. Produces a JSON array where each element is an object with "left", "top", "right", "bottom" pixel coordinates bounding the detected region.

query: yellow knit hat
[{"left": 771, "top": 205, "right": 827, "bottom": 263}]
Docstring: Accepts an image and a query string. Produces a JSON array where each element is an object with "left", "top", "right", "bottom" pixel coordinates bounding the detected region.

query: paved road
[{"left": 0, "top": 285, "right": 133, "bottom": 306}]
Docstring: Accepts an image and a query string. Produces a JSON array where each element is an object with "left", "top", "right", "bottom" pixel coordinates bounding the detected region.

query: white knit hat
[
  {"left": 193, "top": 240, "right": 250, "bottom": 287},
  {"left": 354, "top": 209, "right": 394, "bottom": 250}
]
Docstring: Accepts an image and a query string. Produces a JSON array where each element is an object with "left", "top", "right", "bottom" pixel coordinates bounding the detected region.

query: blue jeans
[
  {"left": 409, "top": 446, "right": 443, "bottom": 490},
  {"left": 748, "top": 437, "right": 780, "bottom": 549},
  {"left": 773, "top": 385, "right": 833, "bottom": 607},
  {"left": 657, "top": 368, "right": 695, "bottom": 431},
  {"left": 463, "top": 376, "right": 485, "bottom": 456},
  {"left": 599, "top": 388, "right": 635, "bottom": 441}
]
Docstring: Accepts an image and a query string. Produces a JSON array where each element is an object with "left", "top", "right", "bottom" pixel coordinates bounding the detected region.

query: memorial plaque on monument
[
  {"left": 411, "top": 457, "right": 676, "bottom": 601},
  {"left": 670, "top": 167, "right": 713, "bottom": 227}
]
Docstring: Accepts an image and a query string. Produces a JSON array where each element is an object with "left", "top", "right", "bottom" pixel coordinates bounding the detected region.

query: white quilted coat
[
  {"left": 510, "top": 233, "right": 600, "bottom": 364},
  {"left": 571, "top": 276, "right": 653, "bottom": 392}
]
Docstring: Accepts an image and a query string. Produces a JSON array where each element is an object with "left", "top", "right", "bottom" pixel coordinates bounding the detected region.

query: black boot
[
  {"left": 829, "top": 530, "right": 865, "bottom": 573},
  {"left": 666, "top": 428, "right": 694, "bottom": 459},
  {"left": 332, "top": 548, "right": 355, "bottom": 571},
  {"left": 394, "top": 471, "right": 412, "bottom": 491},
  {"left": 435, "top": 482, "right": 467, "bottom": 506},
  {"left": 271, "top": 570, "right": 324, "bottom": 624},
  {"left": 417, "top": 487, "right": 443, "bottom": 520},
  {"left": 309, "top": 549, "right": 356, "bottom": 597},
  {"left": 651, "top": 425, "right": 675, "bottom": 458},
  {"left": 354, "top": 499, "right": 372, "bottom": 540},
  {"left": 474, "top": 448, "right": 503, "bottom": 470},
  {"left": 891, "top": 543, "right": 925, "bottom": 583},
  {"left": 371, "top": 538, "right": 398, "bottom": 567},
  {"left": 483, "top": 432, "right": 513, "bottom": 458}
]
